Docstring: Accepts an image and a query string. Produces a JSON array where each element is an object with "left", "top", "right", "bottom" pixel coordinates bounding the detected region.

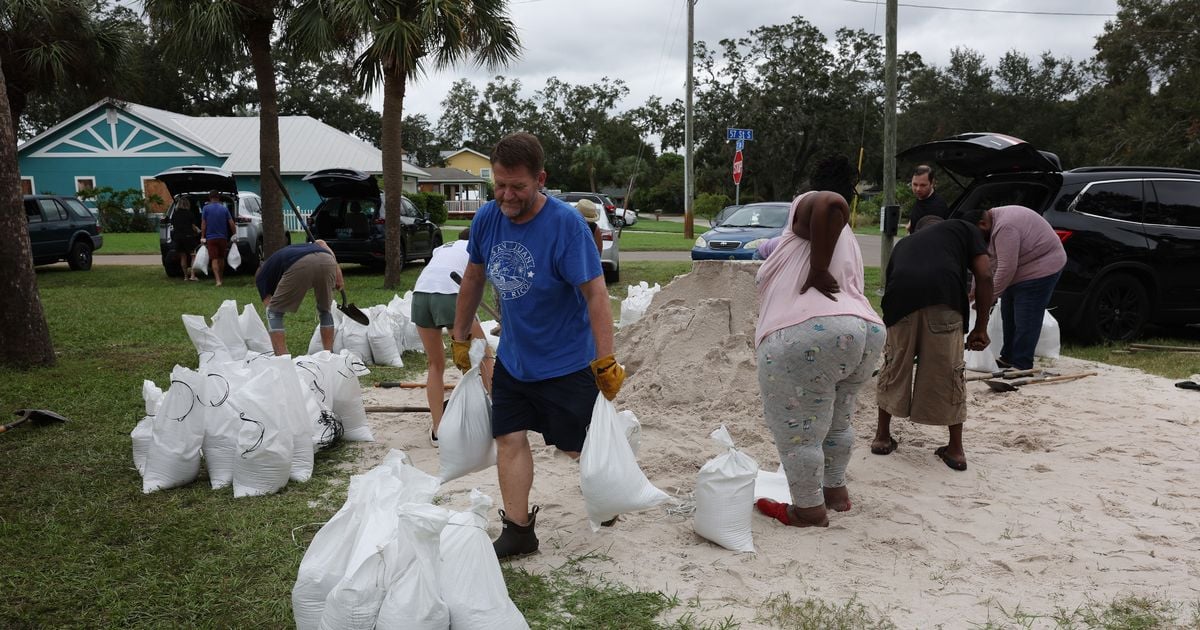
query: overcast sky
[{"left": 390, "top": 0, "right": 1121, "bottom": 124}]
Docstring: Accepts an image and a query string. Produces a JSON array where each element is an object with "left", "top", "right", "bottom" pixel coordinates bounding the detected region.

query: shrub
[
  {"left": 423, "top": 192, "right": 447, "bottom": 225},
  {"left": 694, "top": 192, "right": 732, "bottom": 219},
  {"left": 78, "top": 187, "right": 160, "bottom": 232}
]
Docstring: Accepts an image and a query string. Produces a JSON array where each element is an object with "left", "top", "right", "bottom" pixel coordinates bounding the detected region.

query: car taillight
[
  {"left": 605, "top": 204, "right": 615, "bottom": 211},
  {"left": 600, "top": 229, "right": 614, "bottom": 241},
  {"left": 1055, "top": 229, "right": 1073, "bottom": 243},
  {"left": 374, "top": 218, "right": 385, "bottom": 224}
]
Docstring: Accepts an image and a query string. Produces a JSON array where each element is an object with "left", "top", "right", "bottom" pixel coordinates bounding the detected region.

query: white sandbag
[
  {"left": 387, "top": 292, "right": 423, "bottom": 353},
  {"left": 262, "top": 356, "right": 316, "bottom": 483},
  {"left": 479, "top": 319, "right": 501, "bottom": 354},
  {"left": 1036, "top": 310, "right": 1062, "bottom": 359},
  {"left": 375, "top": 503, "right": 453, "bottom": 630},
  {"left": 964, "top": 308, "right": 999, "bottom": 373},
  {"left": 142, "top": 380, "right": 163, "bottom": 416},
  {"left": 239, "top": 304, "right": 274, "bottom": 355},
  {"left": 131, "top": 416, "right": 154, "bottom": 476},
  {"left": 227, "top": 241, "right": 242, "bottom": 270},
  {"left": 341, "top": 316, "right": 373, "bottom": 365},
  {"left": 211, "top": 300, "right": 249, "bottom": 361},
  {"left": 307, "top": 307, "right": 345, "bottom": 355},
  {"left": 579, "top": 395, "right": 670, "bottom": 531},
  {"left": 619, "top": 281, "right": 661, "bottom": 328},
  {"left": 328, "top": 351, "right": 373, "bottom": 442},
  {"left": 753, "top": 464, "right": 790, "bottom": 504},
  {"left": 142, "top": 366, "right": 206, "bottom": 493},
  {"left": 438, "top": 490, "right": 529, "bottom": 630},
  {"left": 693, "top": 425, "right": 759, "bottom": 553},
  {"left": 618, "top": 410, "right": 642, "bottom": 456},
  {"left": 193, "top": 245, "right": 210, "bottom": 275},
  {"left": 182, "top": 314, "right": 231, "bottom": 363},
  {"left": 317, "top": 551, "right": 387, "bottom": 630},
  {"left": 229, "top": 368, "right": 294, "bottom": 497},
  {"left": 368, "top": 309, "right": 404, "bottom": 367},
  {"left": 437, "top": 340, "right": 494, "bottom": 483},
  {"left": 201, "top": 362, "right": 249, "bottom": 489}
]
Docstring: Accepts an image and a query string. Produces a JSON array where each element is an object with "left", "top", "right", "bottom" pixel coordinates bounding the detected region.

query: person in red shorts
[{"left": 200, "top": 190, "right": 237, "bottom": 286}]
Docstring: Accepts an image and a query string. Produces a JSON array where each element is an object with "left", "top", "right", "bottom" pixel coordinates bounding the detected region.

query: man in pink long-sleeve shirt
[{"left": 964, "top": 205, "right": 1066, "bottom": 370}]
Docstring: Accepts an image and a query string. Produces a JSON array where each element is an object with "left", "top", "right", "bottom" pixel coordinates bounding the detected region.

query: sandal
[
  {"left": 1175, "top": 381, "right": 1200, "bottom": 391},
  {"left": 870, "top": 437, "right": 898, "bottom": 455},
  {"left": 934, "top": 446, "right": 967, "bottom": 471}
]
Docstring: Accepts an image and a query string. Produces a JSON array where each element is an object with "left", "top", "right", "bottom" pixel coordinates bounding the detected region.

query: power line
[{"left": 839, "top": 0, "right": 1115, "bottom": 17}]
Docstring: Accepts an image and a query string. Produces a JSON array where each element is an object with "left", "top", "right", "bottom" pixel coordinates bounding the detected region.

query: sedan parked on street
[{"left": 691, "top": 202, "right": 789, "bottom": 260}]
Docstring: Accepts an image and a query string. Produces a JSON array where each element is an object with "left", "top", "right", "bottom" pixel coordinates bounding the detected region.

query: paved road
[{"left": 83, "top": 234, "right": 883, "bottom": 267}]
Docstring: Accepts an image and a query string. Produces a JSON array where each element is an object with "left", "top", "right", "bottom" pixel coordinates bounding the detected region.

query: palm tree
[
  {"left": 143, "top": 0, "right": 291, "bottom": 256},
  {"left": 0, "top": 0, "right": 135, "bottom": 368},
  {"left": 288, "top": 0, "right": 521, "bottom": 288},
  {"left": 571, "top": 144, "right": 610, "bottom": 193}
]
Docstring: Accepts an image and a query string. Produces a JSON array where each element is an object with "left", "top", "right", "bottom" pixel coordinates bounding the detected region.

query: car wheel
[
  {"left": 1080, "top": 272, "right": 1150, "bottom": 343},
  {"left": 604, "top": 266, "right": 620, "bottom": 284},
  {"left": 163, "top": 252, "right": 184, "bottom": 278},
  {"left": 68, "top": 240, "right": 93, "bottom": 271}
]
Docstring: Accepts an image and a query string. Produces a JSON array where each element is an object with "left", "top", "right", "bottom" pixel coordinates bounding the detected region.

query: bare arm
[
  {"left": 200, "top": 215, "right": 207, "bottom": 240},
  {"left": 967, "top": 253, "right": 994, "bottom": 350},
  {"left": 453, "top": 262, "right": 487, "bottom": 341},
  {"left": 580, "top": 275, "right": 614, "bottom": 358},
  {"left": 799, "top": 192, "right": 849, "bottom": 300}
]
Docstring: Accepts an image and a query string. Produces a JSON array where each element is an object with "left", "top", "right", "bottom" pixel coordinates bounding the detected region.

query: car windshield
[{"left": 720, "top": 204, "right": 789, "bottom": 228}]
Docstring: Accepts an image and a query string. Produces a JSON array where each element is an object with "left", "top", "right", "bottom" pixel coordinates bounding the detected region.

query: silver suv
[{"left": 155, "top": 165, "right": 264, "bottom": 276}]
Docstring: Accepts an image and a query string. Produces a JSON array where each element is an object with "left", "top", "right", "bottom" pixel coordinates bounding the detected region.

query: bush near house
[
  {"left": 408, "top": 191, "right": 448, "bottom": 225},
  {"left": 77, "top": 187, "right": 162, "bottom": 232}
]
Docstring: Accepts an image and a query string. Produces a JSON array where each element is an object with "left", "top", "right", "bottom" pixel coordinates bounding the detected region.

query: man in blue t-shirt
[
  {"left": 451, "top": 132, "right": 624, "bottom": 560},
  {"left": 200, "top": 190, "right": 237, "bottom": 286}
]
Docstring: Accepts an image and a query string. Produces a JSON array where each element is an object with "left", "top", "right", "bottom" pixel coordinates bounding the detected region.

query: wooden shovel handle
[{"left": 1018, "top": 372, "right": 1097, "bottom": 387}]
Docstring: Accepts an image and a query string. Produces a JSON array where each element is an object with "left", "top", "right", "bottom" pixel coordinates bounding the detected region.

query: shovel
[
  {"left": 965, "top": 368, "right": 1039, "bottom": 382},
  {"left": 449, "top": 271, "right": 501, "bottom": 321},
  {"left": 1, "top": 409, "right": 70, "bottom": 434},
  {"left": 270, "top": 167, "right": 370, "bottom": 327},
  {"left": 985, "top": 372, "right": 1096, "bottom": 393},
  {"left": 338, "top": 289, "right": 370, "bottom": 326}
]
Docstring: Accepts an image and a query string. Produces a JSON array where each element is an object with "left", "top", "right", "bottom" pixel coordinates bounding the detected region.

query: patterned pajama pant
[{"left": 757, "top": 316, "right": 886, "bottom": 508}]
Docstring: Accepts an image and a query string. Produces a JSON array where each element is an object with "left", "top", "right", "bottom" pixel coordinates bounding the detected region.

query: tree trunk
[
  {"left": 589, "top": 164, "right": 596, "bottom": 193},
  {"left": 381, "top": 71, "right": 406, "bottom": 289},
  {"left": 0, "top": 64, "right": 55, "bottom": 368},
  {"left": 245, "top": 18, "right": 286, "bottom": 256}
]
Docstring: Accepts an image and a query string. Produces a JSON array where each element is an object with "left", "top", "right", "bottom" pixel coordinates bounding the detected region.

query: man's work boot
[{"left": 493, "top": 506, "right": 539, "bottom": 560}]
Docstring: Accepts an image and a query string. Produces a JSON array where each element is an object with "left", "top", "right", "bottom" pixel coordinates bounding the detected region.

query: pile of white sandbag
[
  {"left": 618, "top": 282, "right": 661, "bottom": 328},
  {"left": 305, "top": 291, "right": 429, "bottom": 368},
  {"left": 292, "top": 450, "right": 528, "bottom": 630},
  {"left": 693, "top": 425, "right": 758, "bottom": 553},
  {"left": 132, "top": 349, "right": 373, "bottom": 495},
  {"left": 964, "top": 303, "right": 1063, "bottom": 372}
]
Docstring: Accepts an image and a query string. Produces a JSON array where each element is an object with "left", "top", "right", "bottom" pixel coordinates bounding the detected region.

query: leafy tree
[
  {"left": 570, "top": 144, "right": 610, "bottom": 193},
  {"left": 400, "top": 114, "right": 440, "bottom": 167},
  {"left": 276, "top": 46, "right": 382, "bottom": 145},
  {"left": 144, "top": 0, "right": 293, "bottom": 256},
  {"left": 289, "top": 0, "right": 520, "bottom": 288},
  {"left": 694, "top": 192, "right": 731, "bottom": 219}
]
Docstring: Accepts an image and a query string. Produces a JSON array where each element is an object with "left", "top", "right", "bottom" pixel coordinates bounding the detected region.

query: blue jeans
[{"left": 1000, "top": 271, "right": 1062, "bottom": 370}]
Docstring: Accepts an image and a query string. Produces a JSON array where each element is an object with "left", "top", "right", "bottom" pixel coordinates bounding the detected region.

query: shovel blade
[
  {"left": 339, "top": 303, "right": 370, "bottom": 326},
  {"left": 984, "top": 379, "right": 1018, "bottom": 393}
]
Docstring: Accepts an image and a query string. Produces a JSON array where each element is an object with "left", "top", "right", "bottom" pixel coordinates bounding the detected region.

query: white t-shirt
[{"left": 414, "top": 239, "right": 470, "bottom": 294}]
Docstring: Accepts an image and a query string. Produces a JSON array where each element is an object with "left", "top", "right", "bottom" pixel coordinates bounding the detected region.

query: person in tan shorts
[
  {"left": 873, "top": 216, "right": 993, "bottom": 471},
  {"left": 255, "top": 240, "right": 343, "bottom": 355}
]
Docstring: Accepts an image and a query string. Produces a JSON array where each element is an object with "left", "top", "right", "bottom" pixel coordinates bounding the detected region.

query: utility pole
[
  {"left": 684, "top": 0, "right": 696, "bottom": 240},
  {"left": 881, "top": 0, "right": 898, "bottom": 290}
]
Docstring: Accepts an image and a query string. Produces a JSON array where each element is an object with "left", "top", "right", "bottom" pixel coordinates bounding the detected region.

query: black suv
[
  {"left": 24, "top": 194, "right": 103, "bottom": 270},
  {"left": 901, "top": 132, "right": 1200, "bottom": 342},
  {"left": 303, "top": 169, "right": 442, "bottom": 269}
]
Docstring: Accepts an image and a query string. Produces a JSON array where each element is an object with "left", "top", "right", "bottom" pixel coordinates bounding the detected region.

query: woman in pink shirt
[
  {"left": 963, "top": 206, "right": 1066, "bottom": 370},
  {"left": 754, "top": 157, "right": 885, "bottom": 528}
]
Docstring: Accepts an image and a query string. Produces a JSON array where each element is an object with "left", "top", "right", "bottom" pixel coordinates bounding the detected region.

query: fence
[
  {"left": 283, "top": 211, "right": 309, "bottom": 232},
  {"left": 446, "top": 199, "right": 485, "bottom": 217}
]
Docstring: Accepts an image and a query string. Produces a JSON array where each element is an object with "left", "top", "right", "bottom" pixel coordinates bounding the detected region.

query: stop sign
[{"left": 732, "top": 150, "right": 744, "bottom": 185}]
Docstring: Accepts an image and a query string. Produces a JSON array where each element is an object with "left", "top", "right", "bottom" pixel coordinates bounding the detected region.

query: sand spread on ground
[{"left": 354, "top": 260, "right": 1200, "bottom": 628}]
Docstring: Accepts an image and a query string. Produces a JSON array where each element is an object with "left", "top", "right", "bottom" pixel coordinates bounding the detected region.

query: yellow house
[{"left": 440, "top": 148, "right": 492, "bottom": 180}]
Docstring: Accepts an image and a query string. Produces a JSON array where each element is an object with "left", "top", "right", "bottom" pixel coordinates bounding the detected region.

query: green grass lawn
[
  {"left": 3, "top": 262, "right": 1196, "bottom": 628},
  {"left": 99, "top": 232, "right": 314, "bottom": 255}
]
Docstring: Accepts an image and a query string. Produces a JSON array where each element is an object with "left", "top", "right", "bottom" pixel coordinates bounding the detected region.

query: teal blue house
[{"left": 18, "top": 99, "right": 428, "bottom": 217}]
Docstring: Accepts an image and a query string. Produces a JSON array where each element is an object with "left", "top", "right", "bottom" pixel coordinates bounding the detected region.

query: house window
[
  {"left": 75, "top": 176, "right": 96, "bottom": 193},
  {"left": 20, "top": 177, "right": 34, "bottom": 195},
  {"left": 141, "top": 177, "right": 170, "bottom": 213},
  {"left": 480, "top": 168, "right": 492, "bottom": 179}
]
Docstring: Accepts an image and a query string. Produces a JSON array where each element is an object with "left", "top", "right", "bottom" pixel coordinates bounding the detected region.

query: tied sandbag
[
  {"left": 240, "top": 304, "right": 274, "bottom": 355},
  {"left": 201, "top": 362, "right": 250, "bottom": 489},
  {"left": 227, "top": 241, "right": 242, "bottom": 270},
  {"left": 182, "top": 314, "right": 232, "bottom": 363},
  {"left": 437, "top": 339, "right": 494, "bottom": 483},
  {"left": 374, "top": 503, "right": 453, "bottom": 630},
  {"left": 368, "top": 307, "right": 404, "bottom": 367},
  {"left": 387, "top": 292, "right": 423, "bottom": 353},
  {"left": 294, "top": 451, "right": 438, "bottom": 630},
  {"left": 964, "top": 309, "right": 999, "bottom": 373},
  {"left": 142, "top": 367, "right": 206, "bottom": 493},
  {"left": 308, "top": 307, "right": 345, "bottom": 355},
  {"left": 211, "top": 300, "right": 249, "bottom": 361},
  {"left": 192, "top": 245, "right": 210, "bottom": 275},
  {"left": 230, "top": 368, "right": 293, "bottom": 497},
  {"left": 328, "top": 351, "right": 373, "bottom": 442},
  {"left": 132, "top": 380, "right": 163, "bottom": 475},
  {"left": 579, "top": 395, "right": 670, "bottom": 531},
  {"left": 294, "top": 356, "right": 344, "bottom": 450},
  {"left": 983, "top": 301, "right": 1062, "bottom": 362},
  {"left": 318, "top": 551, "right": 388, "bottom": 630},
  {"left": 693, "top": 425, "right": 759, "bottom": 553},
  {"left": 438, "top": 490, "right": 529, "bottom": 630},
  {"left": 619, "top": 281, "right": 661, "bottom": 328},
  {"left": 262, "top": 356, "right": 316, "bottom": 483},
  {"left": 341, "top": 314, "right": 373, "bottom": 365}
]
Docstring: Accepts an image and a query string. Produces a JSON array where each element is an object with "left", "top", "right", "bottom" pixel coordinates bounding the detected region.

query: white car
[
  {"left": 569, "top": 201, "right": 620, "bottom": 284},
  {"left": 613, "top": 207, "right": 638, "bottom": 227}
]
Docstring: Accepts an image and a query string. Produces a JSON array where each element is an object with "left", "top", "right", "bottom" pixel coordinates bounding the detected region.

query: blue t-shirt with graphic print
[{"left": 467, "top": 195, "right": 603, "bottom": 381}]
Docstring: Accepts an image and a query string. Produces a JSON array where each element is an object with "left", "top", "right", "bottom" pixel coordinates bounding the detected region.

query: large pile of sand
[{"left": 358, "top": 261, "right": 1200, "bottom": 628}]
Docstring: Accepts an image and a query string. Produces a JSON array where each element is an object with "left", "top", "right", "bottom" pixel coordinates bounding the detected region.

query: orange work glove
[
  {"left": 451, "top": 338, "right": 472, "bottom": 373},
  {"left": 590, "top": 354, "right": 625, "bottom": 401}
]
